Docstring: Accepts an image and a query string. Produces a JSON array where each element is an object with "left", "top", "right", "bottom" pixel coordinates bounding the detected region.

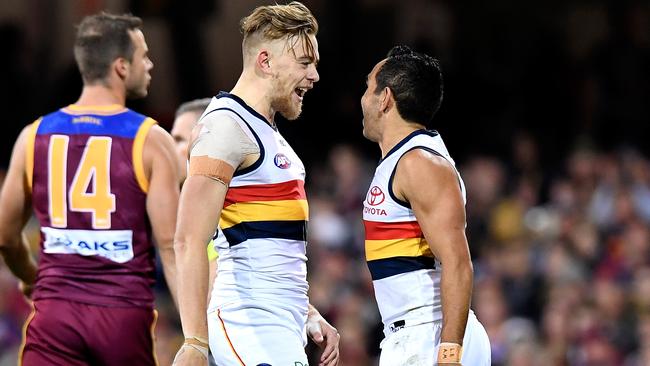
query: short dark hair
[
  {"left": 175, "top": 98, "right": 212, "bottom": 118},
  {"left": 374, "top": 45, "right": 443, "bottom": 126},
  {"left": 73, "top": 12, "right": 143, "bottom": 83}
]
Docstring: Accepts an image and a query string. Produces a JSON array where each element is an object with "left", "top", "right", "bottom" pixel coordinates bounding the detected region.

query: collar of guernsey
[
  {"left": 204, "top": 92, "right": 309, "bottom": 303},
  {"left": 362, "top": 129, "right": 466, "bottom": 326}
]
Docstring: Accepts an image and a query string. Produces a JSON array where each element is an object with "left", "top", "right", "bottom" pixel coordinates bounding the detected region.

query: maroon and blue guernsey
[{"left": 27, "top": 104, "right": 158, "bottom": 309}]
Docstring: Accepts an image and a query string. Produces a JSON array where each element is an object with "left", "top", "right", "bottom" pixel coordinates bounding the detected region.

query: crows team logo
[
  {"left": 274, "top": 153, "right": 291, "bottom": 169},
  {"left": 366, "top": 186, "right": 385, "bottom": 206}
]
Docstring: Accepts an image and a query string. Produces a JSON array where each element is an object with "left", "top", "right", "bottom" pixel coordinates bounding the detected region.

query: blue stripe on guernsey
[
  {"left": 367, "top": 256, "right": 437, "bottom": 281},
  {"left": 36, "top": 110, "right": 146, "bottom": 138},
  {"left": 216, "top": 91, "right": 278, "bottom": 132},
  {"left": 378, "top": 129, "right": 439, "bottom": 165},
  {"left": 222, "top": 220, "right": 307, "bottom": 247}
]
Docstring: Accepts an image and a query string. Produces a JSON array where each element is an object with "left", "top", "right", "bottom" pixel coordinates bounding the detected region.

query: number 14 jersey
[{"left": 28, "top": 104, "right": 157, "bottom": 309}]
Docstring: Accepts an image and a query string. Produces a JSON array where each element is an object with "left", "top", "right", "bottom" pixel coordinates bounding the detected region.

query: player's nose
[{"left": 307, "top": 64, "right": 319, "bottom": 83}]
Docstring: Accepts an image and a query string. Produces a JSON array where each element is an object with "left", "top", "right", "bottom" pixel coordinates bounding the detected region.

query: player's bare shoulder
[
  {"left": 142, "top": 122, "right": 180, "bottom": 181},
  {"left": 392, "top": 147, "right": 462, "bottom": 208},
  {"left": 399, "top": 148, "right": 457, "bottom": 185},
  {"left": 13, "top": 121, "right": 39, "bottom": 159},
  {"left": 142, "top": 123, "right": 173, "bottom": 157}
]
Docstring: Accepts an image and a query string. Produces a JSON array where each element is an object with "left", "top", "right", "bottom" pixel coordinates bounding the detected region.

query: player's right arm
[
  {"left": 0, "top": 124, "right": 38, "bottom": 290},
  {"left": 173, "top": 112, "right": 256, "bottom": 365},
  {"left": 175, "top": 172, "right": 227, "bottom": 340}
]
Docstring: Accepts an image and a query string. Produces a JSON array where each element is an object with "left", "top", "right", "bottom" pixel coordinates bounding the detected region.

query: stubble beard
[
  {"left": 272, "top": 93, "right": 302, "bottom": 121},
  {"left": 126, "top": 75, "right": 149, "bottom": 99},
  {"left": 270, "top": 72, "right": 304, "bottom": 121}
]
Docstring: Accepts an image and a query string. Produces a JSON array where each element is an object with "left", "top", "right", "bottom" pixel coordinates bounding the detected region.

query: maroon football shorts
[{"left": 20, "top": 298, "right": 158, "bottom": 366}]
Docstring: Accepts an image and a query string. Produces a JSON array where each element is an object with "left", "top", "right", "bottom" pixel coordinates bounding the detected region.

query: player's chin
[
  {"left": 280, "top": 105, "right": 302, "bottom": 121},
  {"left": 127, "top": 88, "right": 149, "bottom": 100},
  {"left": 362, "top": 126, "right": 378, "bottom": 142}
]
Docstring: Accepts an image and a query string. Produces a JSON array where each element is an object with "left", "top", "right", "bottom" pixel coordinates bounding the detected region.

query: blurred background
[{"left": 1, "top": 0, "right": 650, "bottom": 365}]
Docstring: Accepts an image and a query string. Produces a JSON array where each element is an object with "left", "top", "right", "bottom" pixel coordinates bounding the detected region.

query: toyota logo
[{"left": 367, "top": 186, "right": 385, "bottom": 206}]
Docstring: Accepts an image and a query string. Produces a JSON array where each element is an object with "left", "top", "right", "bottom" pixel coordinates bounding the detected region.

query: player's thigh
[
  {"left": 460, "top": 313, "right": 491, "bottom": 366},
  {"left": 21, "top": 299, "right": 89, "bottom": 366},
  {"left": 208, "top": 306, "right": 308, "bottom": 366},
  {"left": 87, "top": 306, "right": 157, "bottom": 366},
  {"left": 379, "top": 323, "right": 439, "bottom": 366}
]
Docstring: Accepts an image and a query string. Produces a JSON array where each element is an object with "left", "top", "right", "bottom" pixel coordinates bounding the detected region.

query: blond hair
[{"left": 240, "top": 1, "right": 318, "bottom": 59}]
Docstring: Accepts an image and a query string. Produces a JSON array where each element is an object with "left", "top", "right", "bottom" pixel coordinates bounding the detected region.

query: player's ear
[
  {"left": 379, "top": 87, "right": 394, "bottom": 113},
  {"left": 114, "top": 57, "right": 130, "bottom": 80},
  {"left": 256, "top": 50, "right": 272, "bottom": 75}
]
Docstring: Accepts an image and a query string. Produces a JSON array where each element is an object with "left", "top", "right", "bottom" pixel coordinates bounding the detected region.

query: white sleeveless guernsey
[
  {"left": 204, "top": 93, "right": 312, "bottom": 365},
  {"left": 363, "top": 130, "right": 466, "bottom": 327},
  {"left": 205, "top": 92, "right": 309, "bottom": 314}
]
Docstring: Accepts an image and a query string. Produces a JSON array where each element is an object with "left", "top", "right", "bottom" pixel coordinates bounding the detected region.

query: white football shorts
[
  {"left": 208, "top": 300, "right": 309, "bottom": 366},
  {"left": 379, "top": 310, "right": 491, "bottom": 366}
]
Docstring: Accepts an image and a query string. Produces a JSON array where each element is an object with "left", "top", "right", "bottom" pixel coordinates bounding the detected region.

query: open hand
[{"left": 306, "top": 310, "right": 340, "bottom": 366}]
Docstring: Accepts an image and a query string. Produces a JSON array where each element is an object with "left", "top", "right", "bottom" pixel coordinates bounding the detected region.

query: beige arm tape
[
  {"left": 188, "top": 156, "right": 235, "bottom": 185},
  {"left": 437, "top": 342, "right": 462, "bottom": 363},
  {"left": 190, "top": 111, "right": 259, "bottom": 169}
]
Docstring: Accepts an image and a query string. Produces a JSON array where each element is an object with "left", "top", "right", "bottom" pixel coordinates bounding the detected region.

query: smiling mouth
[{"left": 294, "top": 87, "right": 308, "bottom": 99}]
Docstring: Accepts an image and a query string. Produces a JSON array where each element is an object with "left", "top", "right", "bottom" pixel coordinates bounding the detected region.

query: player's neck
[
  {"left": 231, "top": 73, "right": 275, "bottom": 125},
  {"left": 379, "top": 121, "right": 424, "bottom": 158},
  {"left": 75, "top": 83, "right": 126, "bottom": 107}
]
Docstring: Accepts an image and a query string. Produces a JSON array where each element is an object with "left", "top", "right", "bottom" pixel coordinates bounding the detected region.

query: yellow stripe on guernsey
[
  {"left": 365, "top": 237, "right": 433, "bottom": 261},
  {"left": 132, "top": 118, "right": 157, "bottom": 193},
  {"left": 63, "top": 104, "right": 127, "bottom": 115},
  {"left": 220, "top": 199, "right": 309, "bottom": 229},
  {"left": 18, "top": 303, "right": 37, "bottom": 366},
  {"left": 150, "top": 310, "right": 160, "bottom": 366},
  {"left": 25, "top": 118, "right": 42, "bottom": 191}
]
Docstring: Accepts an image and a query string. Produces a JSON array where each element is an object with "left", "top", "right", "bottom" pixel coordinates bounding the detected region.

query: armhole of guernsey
[
  {"left": 388, "top": 145, "right": 446, "bottom": 209},
  {"left": 132, "top": 118, "right": 157, "bottom": 193},
  {"left": 202, "top": 107, "right": 265, "bottom": 177},
  {"left": 25, "top": 118, "right": 42, "bottom": 192}
]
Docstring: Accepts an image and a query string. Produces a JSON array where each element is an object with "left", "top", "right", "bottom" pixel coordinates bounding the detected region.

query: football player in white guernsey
[
  {"left": 173, "top": 2, "right": 339, "bottom": 366},
  {"left": 360, "top": 45, "right": 491, "bottom": 365}
]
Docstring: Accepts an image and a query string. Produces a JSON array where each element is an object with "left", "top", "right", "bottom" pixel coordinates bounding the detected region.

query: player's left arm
[
  {"left": 0, "top": 125, "right": 38, "bottom": 292},
  {"left": 306, "top": 303, "right": 340, "bottom": 366},
  {"left": 394, "top": 149, "right": 472, "bottom": 360},
  {"left": 144, "top": 125, "right": 182, "bottom": 309}
]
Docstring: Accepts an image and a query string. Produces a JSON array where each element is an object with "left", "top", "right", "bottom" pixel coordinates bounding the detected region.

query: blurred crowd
[
  {"left": 0, "top": 0, "right": 649, "bottom": 365},
  {"left": 2, "top": 138, "right": 650, "bottom": 366},
  {"left": 303, "top": 137, "right": 650, "bottom": 366}
]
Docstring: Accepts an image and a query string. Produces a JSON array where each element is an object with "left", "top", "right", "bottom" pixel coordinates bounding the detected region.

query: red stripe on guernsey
[
  {"left": 364, "top": 220, "right": 423, "bottom": 240},
  {"left": 224, "top": 179, "right": 305, "bottom": 207}
]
